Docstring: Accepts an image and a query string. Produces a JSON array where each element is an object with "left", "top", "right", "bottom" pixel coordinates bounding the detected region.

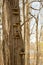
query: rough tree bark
[
  {"left": 25, "top": 0, "right": 30, "bottom": 65},
  {"left": 2, "top": 0, "right": 25, "bottom": 65}
]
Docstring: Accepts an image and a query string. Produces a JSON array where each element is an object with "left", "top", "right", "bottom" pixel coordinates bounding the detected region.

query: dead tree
[
  {"left": 2, "top": 0, "right": 11, "bottom": 65},
  {"left": 2, "top": 0, "right": 25, "bottom": 65},
  {"left": 25, "top": 0, "right": 30, "bottom": 65},
  {"left": 36, "top": 14, "right": 39, "bottom": 65}
]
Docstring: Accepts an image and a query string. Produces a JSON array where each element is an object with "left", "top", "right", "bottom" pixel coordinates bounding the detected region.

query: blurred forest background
[{"left": 0, "top": 0, "right": 43, "bottom": 65}]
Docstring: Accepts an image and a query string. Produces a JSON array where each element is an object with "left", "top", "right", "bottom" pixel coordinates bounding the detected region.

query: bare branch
[
  {"left": 30, "top": 6, "right": 41, "bottom": 11},
  {"left": 29, "top": 12, "right": 36, "bottom": 20},
  {"left": 25, "top": 0, "right": 42, "bottom": 5},
  {"left": 21, "top": 17, "right": 33, "bottom": 27}
]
